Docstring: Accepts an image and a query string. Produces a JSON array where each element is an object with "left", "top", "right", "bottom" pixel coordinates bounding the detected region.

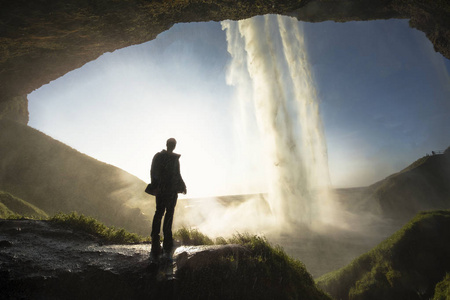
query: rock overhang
[{"left": 0, "top": 0, "right": 449, "bottom": 123}]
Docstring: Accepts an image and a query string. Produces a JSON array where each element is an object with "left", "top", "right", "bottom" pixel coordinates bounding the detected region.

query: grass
[
  {"left": 176, "top": 232, "right": 331, "bottom": 300},
  {"left": 1, "top": 209, "right": 330, "bottom": 298},
  {"left": 0, "top": 191, "right": 48, "bottom": 219},
  {"left": 49, "top": 212, "right": 145, "bottom": 244},
  {"left": 398, "top": 155, "right": 430, "bottom": 173},
  {"left": 369, "top": 150, "right": 450, "bottom": 222},
  {"left": 433, "top": 273, "right": 450, "bottom": 300},
  {"left": 0, "top": 209, "right": 330, "bottom": 299},
  {"left": 3, "top": 193, "right": 448, "bottom": 299},
  {"left": 173, "top": 227, "right": 215, "bottom": 245},
  {"left": 317, "top": 210, "right": 450, "bottom": 300}
]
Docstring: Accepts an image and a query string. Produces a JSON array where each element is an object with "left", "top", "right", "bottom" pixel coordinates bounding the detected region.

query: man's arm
[
  {"left": 176, "top": 158, "right": 187, "bottom": 194},
  {"left": 150, "top": 153, "right": 161, "bottom": 184}
]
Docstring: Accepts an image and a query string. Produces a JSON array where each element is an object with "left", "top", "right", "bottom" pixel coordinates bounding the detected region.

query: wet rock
[
  {"left": 0, "top": 219, "right": 331, "bottom": 299},
  {"left": 0, "top": 219, "right": 155, "bottom": 299},
  {"left": 0, "top": 219, "right": 244, "bottom": 299},
  {"left": 0, "top": 240, "right": 12, "bottom": 247}
]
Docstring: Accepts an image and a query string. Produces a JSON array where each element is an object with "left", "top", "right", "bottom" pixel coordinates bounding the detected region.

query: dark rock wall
[{"left": 0, "top": 0, "right": 449, "bottom": 123}]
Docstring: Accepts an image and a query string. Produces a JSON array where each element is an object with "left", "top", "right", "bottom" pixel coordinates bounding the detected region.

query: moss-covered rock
[
  {"left": 176, "top": 233, "right": 332, "bottom": 300},
  {"left": 433, "top": 273, "right": 450, "bottom": 300},
  {"left": 0, "top": 218, "right": 329, "bottom": 300},
  {"left": 317, "top": 210, "right": 450, "bottom": 300}
]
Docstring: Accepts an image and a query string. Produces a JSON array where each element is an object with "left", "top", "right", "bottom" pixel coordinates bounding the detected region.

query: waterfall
[{"left": 222, "top": 15, "right": 335, "bottom": 228}]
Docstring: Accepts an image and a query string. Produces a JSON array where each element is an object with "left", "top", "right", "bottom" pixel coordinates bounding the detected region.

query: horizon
[{"left": 28, "top": 17, "right": 450, "bottom": 199}]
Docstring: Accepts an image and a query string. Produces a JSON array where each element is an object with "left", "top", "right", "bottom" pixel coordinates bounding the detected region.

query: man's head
[{"left": 166, "top": 138, "right": 177, "bottom": 153}]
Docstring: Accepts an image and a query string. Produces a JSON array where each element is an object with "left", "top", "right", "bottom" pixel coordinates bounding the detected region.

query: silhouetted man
[{"left": 149, "top": 138, "right": 186, "bottom": 262}]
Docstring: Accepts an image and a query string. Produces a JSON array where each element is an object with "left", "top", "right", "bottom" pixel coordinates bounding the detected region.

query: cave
[
  {"left": 1, "top": 3, "right": 450, "bottom": 296},
  {"left": 0, "top": 0, "right": 449, "bottom": 123}
]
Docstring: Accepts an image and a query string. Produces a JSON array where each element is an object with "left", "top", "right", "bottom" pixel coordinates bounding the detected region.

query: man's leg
[
  {"left": 150, "top": 196, "right": 166, "bottom": 257},
  {"left": 162, "top": 193, "right": 178, "bottom": 254}
]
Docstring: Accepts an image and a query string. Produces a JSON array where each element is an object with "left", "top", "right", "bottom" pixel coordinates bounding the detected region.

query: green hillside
[
  {"left": 433, "top": 273, "right": 450, "bottom": 300},
  {"left": 0, "top": 119, "right": 152, "bottom": 235},
  {"left": 317, "top": 210, "right": 450, "bottom": 300},
  {"left": 0, "top": 190, "right": 48, "bottom": 218},
  {"left": 364, "top": 149, "right": 450, "bottom": 222}
]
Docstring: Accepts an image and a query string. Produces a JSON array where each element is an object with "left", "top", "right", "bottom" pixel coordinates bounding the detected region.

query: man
[{"left": 149, "top": 138, "right": 186, "bottom": 262}]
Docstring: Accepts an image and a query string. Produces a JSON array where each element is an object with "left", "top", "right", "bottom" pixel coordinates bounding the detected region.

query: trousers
[{"left": 150, "top": 192, "right": 178, "bottom": 255}]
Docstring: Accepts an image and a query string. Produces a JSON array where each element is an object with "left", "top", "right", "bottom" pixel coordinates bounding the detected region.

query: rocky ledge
[
  {"left": 0, "top": 219, "right": 332, "bottom": 299},
  {"left": 0, "top": 219, "right": 247, "bottom": 300}
]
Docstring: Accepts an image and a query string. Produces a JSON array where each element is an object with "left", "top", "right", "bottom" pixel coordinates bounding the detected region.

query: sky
[{"left": 28, "top": 17, "right": 450, "bottom": 198}]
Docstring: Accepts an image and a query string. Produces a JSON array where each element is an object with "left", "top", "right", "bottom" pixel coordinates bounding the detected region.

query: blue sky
[
  {"left": 28, "top": 17, "right": 450, "bottom": 197},
  {"left": 302, "top": 20, "right": 450, "bottom": 186}
]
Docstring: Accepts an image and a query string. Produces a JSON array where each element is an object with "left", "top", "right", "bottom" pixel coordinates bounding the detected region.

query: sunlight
[
  {"left": 28, "top": 21, "right": 272, "bottom": 199},
  {"left": 28, "top": 19, "right": 450, "bottom": 200}
]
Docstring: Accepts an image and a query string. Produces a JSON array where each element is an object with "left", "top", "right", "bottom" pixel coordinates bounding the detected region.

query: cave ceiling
[{"left": 0, "top": 0, "right": 449, "bottom": 123}]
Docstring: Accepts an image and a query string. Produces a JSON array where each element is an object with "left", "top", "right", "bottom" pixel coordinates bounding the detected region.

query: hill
[
  {"left": 316, "top": 210, "right": 450, "bottom": 300},
  {"left": 335, "top": 148, "right": 450, "bottom": 224},
  {"left": 0, "top": 190, "right": 48, "bottom": 219},
  {"left": 0, "top": 119, "right": 152, "bottom": 235},
  {"left": 369, "top": 149, "right": 450, "bottom": 222}
]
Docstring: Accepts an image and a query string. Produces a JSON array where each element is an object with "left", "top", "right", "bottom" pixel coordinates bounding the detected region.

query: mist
[
  {"left": 171, "top": 19, "right": 424, "bottom": 273},
  {"left": 175, "top": 15, "right": 356, "bottom": 238}
]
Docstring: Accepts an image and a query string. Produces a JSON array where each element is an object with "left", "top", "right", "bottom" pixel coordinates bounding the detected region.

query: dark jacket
[{"left": 150, "top": 150, "right": 186, "bottom": 195}]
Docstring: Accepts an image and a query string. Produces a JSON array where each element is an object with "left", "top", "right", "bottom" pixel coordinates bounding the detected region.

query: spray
[{"left": 223, "top": 15, "right": 337, "bottom": 230}]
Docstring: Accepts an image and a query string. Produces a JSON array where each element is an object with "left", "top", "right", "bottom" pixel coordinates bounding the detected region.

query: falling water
[{"left": 222, "top": 15, "right": 336, "bottom": 229}]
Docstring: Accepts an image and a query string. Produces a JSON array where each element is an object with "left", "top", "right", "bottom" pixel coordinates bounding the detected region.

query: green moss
[
  {"left": 433, "top": 273, "right": 450, "bottom": 300},
  {"left": 317, "top": 210, "right": 450, "bottom": 300},
  {"left": 177, "top": 232, "right": 331, "bottom": 300}
]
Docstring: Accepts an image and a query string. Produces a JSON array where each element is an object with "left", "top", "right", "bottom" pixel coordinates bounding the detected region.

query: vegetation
[
  {"left": 433, "top": 273, "right": 450, "bottom": 300},
  {"left": 6, "top": 208, "right": 450, "bottom": 299},
  {"left": 0, "top": 208, "right": 330, "bottom": 299},
  {"left": 398, "top": 155, "right": 430, "bottom": 173},
  {"left": 369, "top": 150, "right": 450, "bottom": 221},
  {"left": 49, "top": 212, "right": 145, "bottom": 244},
  {"left": 176, "top": 232, "right": 331, "bottom": 300},
  {"left": 0, "top": 190, "right": 47, "bottom": 219},
  {"left": 173, "top": 227, "right": 215, "bottom": 245},
  {"left": 1, "top": 115, "right": 448, "bottom": 299},
  {"left": 317, "top": 210, "right": 450, "bottom": 300}
]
